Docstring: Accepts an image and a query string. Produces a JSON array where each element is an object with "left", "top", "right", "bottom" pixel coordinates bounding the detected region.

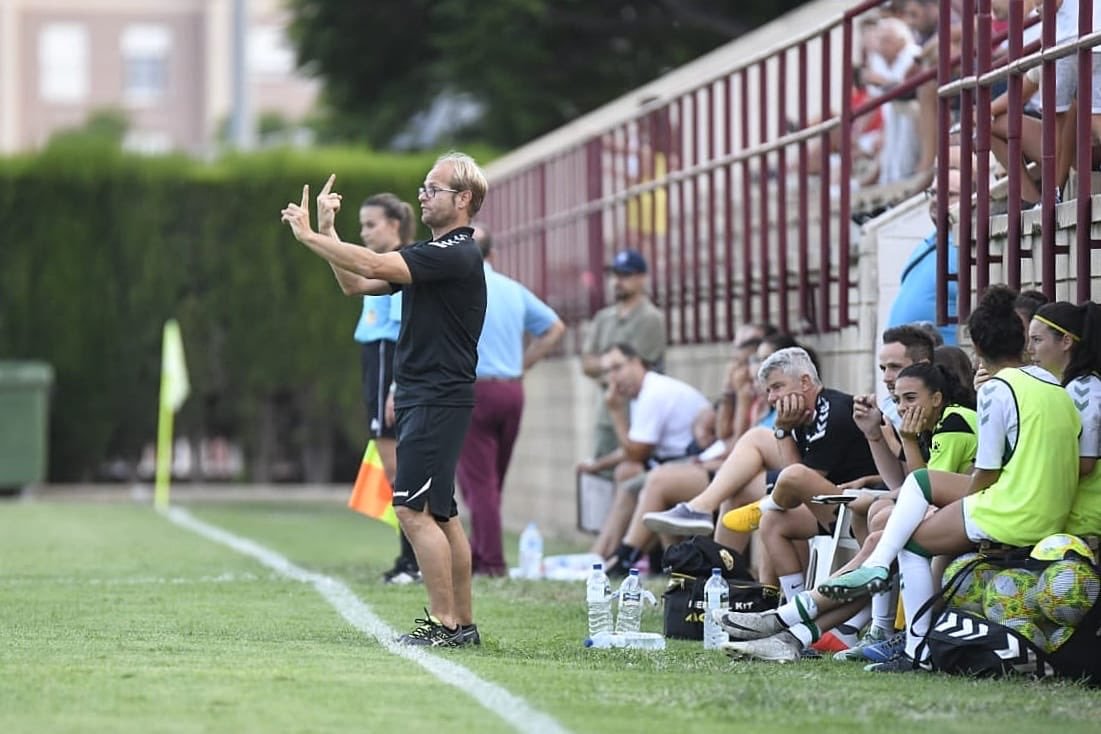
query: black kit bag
[
  {"left": 921, "top": 607, "right": 1052, "bottom": 679},
  {"left": 1045, "top": 594, "right": 1101, "bottom": 685},
  {"left": 914, "top": 546, "right": 1101, "bottom": 684},
  {"left": 661, "top": 537, "right": 779, "bottom": 640}
]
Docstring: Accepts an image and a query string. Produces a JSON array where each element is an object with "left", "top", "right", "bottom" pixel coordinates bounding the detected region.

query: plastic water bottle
[
  {"left": 584, "top": 631, "right": 666, "bottom": 650},
  {"left": 586, "top": 563, "right": 613, "bottom": 637},
  {"left": 519, "top": 522, "right": 544, "bottom": 579},
  {"left": 615, "top": 569, "right": 644, "bottom": 634},
  {"left": 703, "top": 568, "right": 730, "bottom": 650}
]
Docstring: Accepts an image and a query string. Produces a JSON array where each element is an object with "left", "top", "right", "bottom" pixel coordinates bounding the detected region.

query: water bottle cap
[
  {"left": 629, "top": 569, "right": 640, "bottom": 576},
  {"left": 711, "top": 568, "right": 721, "bottom": 575},
  {"left": 592, "top": 563, "right": 602, "bottom": 570}
]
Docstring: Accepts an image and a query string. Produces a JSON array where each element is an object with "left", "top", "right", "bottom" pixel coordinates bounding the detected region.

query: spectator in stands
[
  {"left": 989, "top": 0, "right": 1086, "bottom": 206},
  {"left": 644, "top": 347, "right": 878, "bottom": 603},
  {"left": 899, "top": 0, "right": 939, "bottom": 45},
  {"left": 885, "top": 168, "right": 961, "bottom": 346},
  {"left": 864, "top": 17, "right": 924, "bottom": 184},
  {"left": 580, "top": 249, "right": 666, "bottom": 476},
  {"left": 580, "top": 343, "right": 710, "bottom": 561},
  {"left": 1028, "top": 300, "right": 1101, "bottom": 537},
  {"left": 819, "top": 285, "right": 1080, "bottom": 672},
  {"left": 718, "top": 360, "right": 979, "bottom": 663},
  {"left": 455, "top": 226, "right": 565, "bottom": 577}
]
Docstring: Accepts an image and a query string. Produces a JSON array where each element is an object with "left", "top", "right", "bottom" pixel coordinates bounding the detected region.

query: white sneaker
[
  {"left": 712, "top": 609, "right": 786, "bottom": 640},
  {"left": 721, "top": 630, "right": 802, "bottom": 663}
]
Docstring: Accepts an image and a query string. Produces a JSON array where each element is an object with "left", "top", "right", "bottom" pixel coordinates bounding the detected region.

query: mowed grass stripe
[
  {"left": 164, "top": 505, "right": 570, "bottom": 734},
  {"left": 5, "top": 500, "right": 1101, "bottom": 734},
  {"left": 0, "top": 503, "right": 521, "bottom": 734}
]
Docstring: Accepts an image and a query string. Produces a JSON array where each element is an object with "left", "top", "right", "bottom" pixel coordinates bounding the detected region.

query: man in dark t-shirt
[
  {"left": 644, "top": 348, "right": 876, "bottom": 594},
  {"left": 281, "top": 152, "right": 488, "bottom": 648}
]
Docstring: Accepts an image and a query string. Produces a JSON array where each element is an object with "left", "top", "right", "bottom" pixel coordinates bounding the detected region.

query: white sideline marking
[{"left": 163, "top": 506, "right": 570, "bottom": 734}]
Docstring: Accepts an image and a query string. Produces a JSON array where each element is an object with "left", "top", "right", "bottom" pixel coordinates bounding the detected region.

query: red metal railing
[
  {"left": 483, "top": 0, "right": 1098, "bottom": 347},
  {"left": 936, "top": 0, "right": 1101, "bottom": 323},
  {"left": 484, "top": 1, "right": 899, "bottom": 344}
]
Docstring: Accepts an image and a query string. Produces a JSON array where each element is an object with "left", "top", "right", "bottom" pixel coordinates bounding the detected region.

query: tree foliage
[{"left": 288, "top": 0, "right": 805, "bottom": 148}]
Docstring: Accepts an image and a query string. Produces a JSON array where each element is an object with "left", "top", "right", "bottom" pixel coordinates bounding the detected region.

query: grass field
[{"left": 2, "top": 498, "right": 1099, "bottom": 734}]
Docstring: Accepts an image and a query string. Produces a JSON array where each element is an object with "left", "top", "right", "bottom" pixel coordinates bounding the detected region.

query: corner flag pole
[{"left": 154, "top": 319, "right": 190, "bottom": 510}]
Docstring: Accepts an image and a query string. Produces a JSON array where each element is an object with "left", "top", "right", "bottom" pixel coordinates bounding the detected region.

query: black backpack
[
  {"left": 661, "top": 537, "right": 779, "bottom": 640},
  {"left": 661, "top": 536, "right": 751, "bottom": 579}
]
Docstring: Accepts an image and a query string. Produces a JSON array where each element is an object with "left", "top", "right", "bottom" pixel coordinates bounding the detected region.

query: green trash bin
[{"left": 0, "top": 361, "right": 54, "bottom": 489}]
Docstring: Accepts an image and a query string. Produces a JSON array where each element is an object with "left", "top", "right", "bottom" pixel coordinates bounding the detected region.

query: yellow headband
[{"left": 1034, "top": 314, "right": 1081, "bottom": 342}]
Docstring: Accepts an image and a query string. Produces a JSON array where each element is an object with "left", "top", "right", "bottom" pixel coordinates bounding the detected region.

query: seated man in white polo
[{"left": 579, "top": 342, "right": 710, "bottom": 568}]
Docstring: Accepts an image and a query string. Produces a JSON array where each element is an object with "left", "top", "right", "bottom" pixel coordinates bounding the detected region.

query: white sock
[
  {"left": 831, "top": 623, "right": 861, "bottom": 647},
  {"left": 776, "top": 590, "right": 818, "bottom": 628},
  {"left": 779, "top": 572, "right": 806, "bottom": 604},
  {"left": 872, "top": 585, "right": 899, "bottom": 633},
  {"left": 787, "top": 622, "right": 817, "bottom": 646},
  {"left": 759, "top": 495, "right": 781, "bottom": 513},
  {"left": 864, "top": 472, "right": 932, "bottom": 570},
  {"left": 840, "top": 603, "right": 872, "bottom": 634},
  {"left": 898, "top": 549, "right": 935, "bottom": 661}
]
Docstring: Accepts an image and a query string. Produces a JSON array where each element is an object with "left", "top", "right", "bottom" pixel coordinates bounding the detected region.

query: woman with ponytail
[
  {"left": 892, "top": 362, "right": 977, "bottom": 476},
  {"left": 1028, "top": 301, "right": 1101, "bottom": 537}
]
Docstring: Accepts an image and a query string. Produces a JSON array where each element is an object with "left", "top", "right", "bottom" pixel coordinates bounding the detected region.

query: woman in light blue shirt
[{"left": 352, "top": 193, "right": 419, "bottom": 584}]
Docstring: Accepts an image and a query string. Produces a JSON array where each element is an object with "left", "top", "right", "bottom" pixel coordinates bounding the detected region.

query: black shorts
[
  {"left": 360, "top": 340, "right": 396, "bottom": 439},
  {"left": 393, "top": 404, "right": 473, "bottom": 521}
]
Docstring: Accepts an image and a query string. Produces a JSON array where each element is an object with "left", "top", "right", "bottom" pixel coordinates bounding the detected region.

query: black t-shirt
[
  {"left": 793, "top": 387, "right": 878, "bottom": 484},
  {"left": 392, "top": 227, "right": 486, "bottom": 407}
]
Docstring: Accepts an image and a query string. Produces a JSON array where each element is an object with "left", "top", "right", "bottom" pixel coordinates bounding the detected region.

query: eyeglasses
[{"left": 418, "top": 184, "right": 460, "bottom": 199}]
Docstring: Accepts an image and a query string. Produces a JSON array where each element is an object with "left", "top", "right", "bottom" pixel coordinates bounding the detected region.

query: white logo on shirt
[
  {"left": 428, "top": 233, "right": 469, "bottom": 249},
  {"left": 805, "top": 394, "right": 829, "bottom": 443}
]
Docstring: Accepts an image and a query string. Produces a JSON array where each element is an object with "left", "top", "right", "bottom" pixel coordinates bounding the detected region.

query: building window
[
  {"left": 121, "top": 24, "right": 171, "bottom": 105},
  {"left": 249, "top": 25, "right": 295, "bottom": 77},
  {"left": 39, "top": 23, "right": 89, "bottom": 103},
  {"left": 123, "top": 129, "right": 172, "bottom": 155}
]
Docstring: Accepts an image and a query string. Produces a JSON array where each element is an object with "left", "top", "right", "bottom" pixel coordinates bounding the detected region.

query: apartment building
[{"left": 0, "top": 0, "right": 318, "bottom": 154}]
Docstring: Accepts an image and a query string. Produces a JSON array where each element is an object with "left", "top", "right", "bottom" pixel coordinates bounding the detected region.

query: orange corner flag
[{"left": 348, "top": 440, "right": 399, "bottom": 530}]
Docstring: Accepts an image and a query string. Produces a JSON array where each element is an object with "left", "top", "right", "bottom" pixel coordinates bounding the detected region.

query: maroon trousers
[{"left": 455, "top": 379, "right": 524, "bottom": 576}]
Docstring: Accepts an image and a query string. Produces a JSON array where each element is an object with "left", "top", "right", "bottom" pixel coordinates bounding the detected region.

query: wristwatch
[{"left": 773, "top": 427, "right": 791, "bottom": 440}]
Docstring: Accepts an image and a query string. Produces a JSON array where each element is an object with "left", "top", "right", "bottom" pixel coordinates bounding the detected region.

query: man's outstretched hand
[
  {"left": 281, "top": 184, "right": 314, "bottom": 242},
  {"left": 316, "top": 174, "right": 342, "bottom": 234}
]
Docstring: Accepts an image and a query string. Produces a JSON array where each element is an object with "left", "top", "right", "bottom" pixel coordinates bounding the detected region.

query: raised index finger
[
  {"left": 300, "top": 184, "right": 309, "bottom": 209},
  {"left": 319, "top": 173, "right": 336, "bottom": 198}
]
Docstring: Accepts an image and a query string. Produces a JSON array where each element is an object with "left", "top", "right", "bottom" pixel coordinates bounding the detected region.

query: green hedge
[{"left": 0, "top": 145, "right": 452, "bottom": 482}]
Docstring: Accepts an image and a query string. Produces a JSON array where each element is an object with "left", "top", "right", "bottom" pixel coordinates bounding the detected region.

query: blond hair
[{"left": 437, "top": 151, "right": 488, "bottom": 215}]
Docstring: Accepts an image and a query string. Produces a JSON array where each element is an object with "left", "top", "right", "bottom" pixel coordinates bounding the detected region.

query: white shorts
[{"left": 961, "top": 494, "right": 995, "bottom": 543}]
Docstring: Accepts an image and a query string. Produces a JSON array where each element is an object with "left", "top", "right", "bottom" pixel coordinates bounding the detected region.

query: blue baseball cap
[{"left": 608, "top": 249, "right": 647, "bottom": 275}]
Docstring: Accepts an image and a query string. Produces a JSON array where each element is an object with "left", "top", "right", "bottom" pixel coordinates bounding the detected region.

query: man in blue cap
[{"left": 580, "top": 249, "right": 667, "bottom": 478}]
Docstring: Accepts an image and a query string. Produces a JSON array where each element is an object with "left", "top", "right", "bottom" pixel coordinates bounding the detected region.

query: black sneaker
[
  {"left": 383, "top": 558, "right": 422, "bottom": 585},
  {"left": 603, "top": 554, "right": 630, "bottom": 579},
  {"left": 864, "top": 652, "right": 932, "bottom": 673},
  {"left": 397, "top": 609, "right": 463, "bottom": 647},
  {"left": 459, "top": 624, "right": 481, "bottom": 646}
]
